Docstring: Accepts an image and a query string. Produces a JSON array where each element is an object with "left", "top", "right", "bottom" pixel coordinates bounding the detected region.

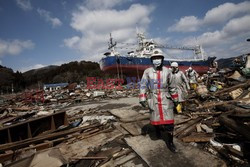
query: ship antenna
[{"left": 108, "top": 33, "right": 117, "bottom": 50}]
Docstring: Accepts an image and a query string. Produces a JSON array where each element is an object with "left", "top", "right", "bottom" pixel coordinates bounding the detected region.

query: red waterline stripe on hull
[
  {"left": 157, "top": 70, "right": 164, "bottom": 122},
  {"left": 102, "top": 65, "right": 210, "bottom": 74}
]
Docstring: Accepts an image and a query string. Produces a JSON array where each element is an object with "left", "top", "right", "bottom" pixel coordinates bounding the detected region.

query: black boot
[{"left": 166, "top": 132, "right": 177, "bottom": 153}]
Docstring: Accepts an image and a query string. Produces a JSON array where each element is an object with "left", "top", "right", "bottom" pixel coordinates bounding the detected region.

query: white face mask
[{"left": 152, "top": 59, "right": 162, "bottom": 67}]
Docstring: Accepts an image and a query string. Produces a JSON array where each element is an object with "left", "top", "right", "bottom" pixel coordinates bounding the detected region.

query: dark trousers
[{"left": 155, "top": 124, "right": 174, "bottom": 134}]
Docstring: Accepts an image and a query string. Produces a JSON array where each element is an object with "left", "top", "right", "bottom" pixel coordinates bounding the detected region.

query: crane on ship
[
  {"left": 134, "top": 32, "right": 206, "bottom": 60},
  {"left": 156, "top": 44, "right": 205, "bottom": 60}
]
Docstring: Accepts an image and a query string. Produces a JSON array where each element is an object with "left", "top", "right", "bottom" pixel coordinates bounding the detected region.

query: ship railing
[{"left": 165, "top": 58, "right": 207, "bottom": 61}]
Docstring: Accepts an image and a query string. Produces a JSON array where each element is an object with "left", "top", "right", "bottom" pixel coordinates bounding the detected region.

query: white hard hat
[
  {"left": 171, "top": 62, "right": 178, "bottom": 67},
  {"left": 150, "top": 48, "right": 164, "bottom": 59}
]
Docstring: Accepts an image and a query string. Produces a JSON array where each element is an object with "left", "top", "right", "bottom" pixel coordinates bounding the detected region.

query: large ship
[{"left": 99, "top": 33, "right": 216, "bottom": 78}]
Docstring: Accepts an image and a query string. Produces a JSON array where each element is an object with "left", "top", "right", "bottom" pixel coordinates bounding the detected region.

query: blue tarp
[{"left": 44, "top": 83, "right": 68, "bottom": 88}]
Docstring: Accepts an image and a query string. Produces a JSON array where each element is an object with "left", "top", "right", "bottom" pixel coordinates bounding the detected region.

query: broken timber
[
  {"left": 0, "top": 111, "right": 68, "bottom": 145},
  {"left": 196, "top": 97, "right": 250, "bottom": 109},
  {"left": 0, "top": 123, "right": 101, "bottom": 152},
  {"left": 182, "top": 133, "right": 214, "bottom": 143},
  {"left": 214, "top": 80, "right": 250, "bottom": 96},
  {"left": 219, "top": 114, "right": 250, "bottom": 141}
]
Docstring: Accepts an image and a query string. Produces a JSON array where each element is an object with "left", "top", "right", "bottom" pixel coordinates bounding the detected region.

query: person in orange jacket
[
  {"left": 168, "top": 62, "right": 190, "bottom": 113},
  {"left": 139, "top": 48, "right": 178, "bottom": 152}
]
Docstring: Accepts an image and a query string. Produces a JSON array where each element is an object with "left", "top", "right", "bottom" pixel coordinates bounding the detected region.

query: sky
[{"left": 0, "top": 0, "right": 250, "bottom": 72}]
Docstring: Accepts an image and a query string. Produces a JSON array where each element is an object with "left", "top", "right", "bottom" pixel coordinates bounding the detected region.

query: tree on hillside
[{"left": 0, "top": 67, "right": 14, "bottom": 93}]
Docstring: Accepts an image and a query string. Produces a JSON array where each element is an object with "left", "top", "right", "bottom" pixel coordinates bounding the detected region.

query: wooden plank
[
  {"left": 175, "top": 118, "right": 192, "bottom": 125},
  {"left": 0, "top": 150, "right": 14, "bottom": 163},
  {"left": 63, "top": 112, "right": 69, "bottom": 125},
  {"left": 196, "top": 124, "right": 202, "bottom": 133},
  {"left": 29, "top": 148, "right": 67, "bottom": 167},
  {"left": 177, "top": 124, "right": 197, "bottom": 139},
  {"left": 0, "top": 133, "right": 82, "bottom": 163},
  {"left": 71, "top": 156, "right": 108, "bottom": 160},
  {"left": 219, "top": 114, "right": 250, "bottom": 141},
  {"left": 216, "top": 104, "right": 249, "bottom": 113},
  {"left": 190, "top": 112, "right": 222, "bottom": 116},
  {"left": 113, "top": 149, "right": 133, "bottom": 159},
  {"left": 7, "top": 128, "right": 12, "bottom": 143},
  {"left": 230, "top": 113, "right": 250, "bottom": 118},
  {"left": 96, "top": 147, "right": 122, "bottom": 158},
  {"left": 120, "top": 156, "right": 146, "bottom": 167},
  {"left": 121, "top": 122, "right": 142, "bottom": 136},
  {"left": 27, "top": 123, "right": 32, "bottom": 138},
  {"left": 214, "top": 81, "right": 250, "bottom": 96},
  {"left": 182, "top": 133, "right": 214, "bottom": 143},
  {"left": 224, "top": 145, "right": 244, "bottom": 158},
  {"left": 51, "top": 116, "right": 56, "bottom": 130},
  {"left": 0, "top": 123, "right": 101, "bottom": 151},
  {"left": 120, "top": 114, "right": 150, "bottom": 123},
  {"left": 59, "top": 129, "right": 123, "bottom": 160},
  {"left": 109, "top": 109, "right": 139, "bottom": 120},
  {"left": 100, "top": 152, "right": 138, "bottom": 167},
  {"left": 72, "top": 147, "right": 122, "bottom": 167},
  {"left": 11, "top": 107, "right": 31, "bottom": 111},
  {"left": 0, "top": 142, "right": 52, "bottom": 163},
  {"left": 196, "top": 97, "right": 250, "bottom": 109},
  {"left": 0, "top": 111, "right": 67, "bottom": 131},
  {"left": 113, "top": 122, "right": 129, "bottom": 135},
  {"left": 113, "top": 152, "right": 137, "bottom": 166},
  {"left": 200, "top": 124, "right": 213, "bottom": 133},
  {"left": 0, "top": 117, "right": 16, "bottom": 125},
  {"left": 174, "top": 117, "right": 202, "bottom": 137}
]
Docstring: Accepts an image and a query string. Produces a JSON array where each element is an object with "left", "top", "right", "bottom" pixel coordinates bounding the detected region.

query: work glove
[
  {"left": 176, "top": 103, "right": 182, "bottom": 114},
  {"left": 140, "top": 101, "right": 148, "bottom": 108}
]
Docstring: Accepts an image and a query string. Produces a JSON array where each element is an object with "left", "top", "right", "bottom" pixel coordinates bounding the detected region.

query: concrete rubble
[{"left": 0, "top": 67, "right": 250, "bottom": 167}]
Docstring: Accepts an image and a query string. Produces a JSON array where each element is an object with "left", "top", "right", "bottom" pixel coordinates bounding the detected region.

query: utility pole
[{"left": 11, "top": 83, "right": 14, "bottom": 94}]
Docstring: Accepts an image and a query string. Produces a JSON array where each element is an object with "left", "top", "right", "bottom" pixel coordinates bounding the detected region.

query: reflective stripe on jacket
[
  {"left": 169, "top": 70, "right": 190, "bottom": 102},
  {"left": 185, "top": 69, "right": 198, "bottom": 84},
  {"left": 139, "top": 67, "right": 175, "bottom": 125}
]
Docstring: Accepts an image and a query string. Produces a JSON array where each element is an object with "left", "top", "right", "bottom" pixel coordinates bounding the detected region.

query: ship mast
[
  {"left": 108, "top": 33, "right": 117, "bottom": 50},
  {"left": 108, "top": 33, "right": 120, "bottom": 57}
]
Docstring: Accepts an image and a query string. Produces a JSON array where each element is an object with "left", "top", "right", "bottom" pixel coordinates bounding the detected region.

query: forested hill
[{"left": 0, "top": 61, "right": 110, "bottom": 93}]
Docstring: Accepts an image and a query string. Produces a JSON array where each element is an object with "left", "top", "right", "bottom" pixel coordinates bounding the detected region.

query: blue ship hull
[{"left": 100, "top": 56, "right": 216, "bottom": 77}]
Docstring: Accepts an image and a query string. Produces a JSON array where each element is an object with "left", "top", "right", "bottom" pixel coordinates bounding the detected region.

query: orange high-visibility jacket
[
  {"left": 168, "top": 70, "right": 190, "bottom": 102},
  {"left": 139, "top": 66, "right": 177, "bottom": 125}
]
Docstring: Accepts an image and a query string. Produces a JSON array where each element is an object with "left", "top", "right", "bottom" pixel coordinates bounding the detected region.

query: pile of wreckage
[
  {"left": 0, "top": 68, "right": 250, "bottom": 166},
  {"left": 0, "top": 86, "right": 143, "bottom": 167},
  {"left": 176, "top": 68, "right": 250, "bottom": 166}
]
